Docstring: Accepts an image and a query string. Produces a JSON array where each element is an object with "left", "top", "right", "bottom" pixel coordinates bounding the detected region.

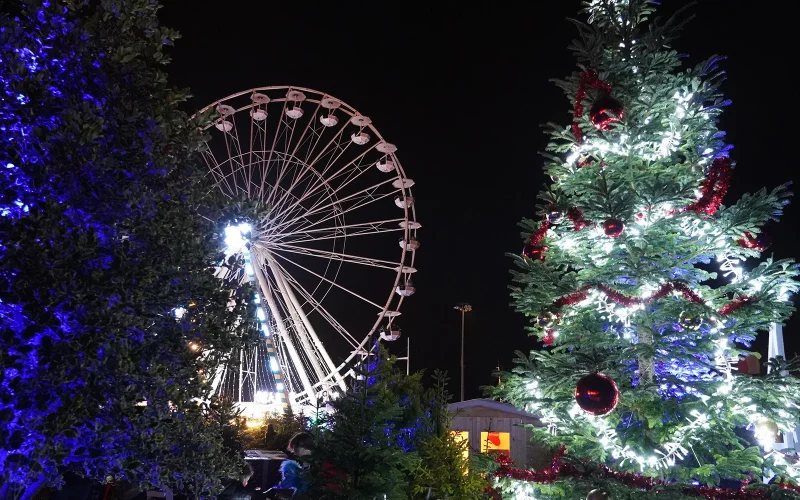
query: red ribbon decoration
[
  {"left": 572, "top": 69, "right": 613, "bottom": 143},
  {"left": 494, "top": 451, "right": 798, "bottom": 500}
]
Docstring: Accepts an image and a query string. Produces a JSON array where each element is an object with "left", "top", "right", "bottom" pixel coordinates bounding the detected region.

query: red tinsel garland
[
  {"left": 738, "top": 232, "right": 760, "bottom": 249},
  {"left": 552, "top": 286, "right": 592, "bottom": 308},
  {"left": 551, "top": 281, "right": 706, "bottom": 310},
  {"left": 494, "top": 451, "right": 800, "bottom": 500},
  {"left": 572, "top": 70, "right": 612, "bottom": 143},
  {"left": 544, "top": 282, "right": 756, "bottom": 320},
  {"left": 528, "top": 220, "right": 551, "bottom": 246},
  {"left": 566, "top": 207, "right": 591, "bottom": 231},
  {"left": 684, "top": 157, "right": 733, "bottom": 216},
  {"left": 719, "top": 295, "right": 756, "bottom": 316}
]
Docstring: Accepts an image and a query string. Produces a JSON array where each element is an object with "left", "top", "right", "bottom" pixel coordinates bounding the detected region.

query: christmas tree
[{"left": 496, "top": 1, "right": 800, "bottom": 499}]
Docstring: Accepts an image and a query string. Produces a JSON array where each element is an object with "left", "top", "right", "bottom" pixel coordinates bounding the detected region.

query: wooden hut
[{"left": 448, "top": 398, "right": 548, "bottom": 468}]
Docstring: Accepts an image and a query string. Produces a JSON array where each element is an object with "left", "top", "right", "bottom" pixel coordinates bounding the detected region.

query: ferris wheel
[{"left": 196, "top": 86, "right": 419, "bottom": 415}]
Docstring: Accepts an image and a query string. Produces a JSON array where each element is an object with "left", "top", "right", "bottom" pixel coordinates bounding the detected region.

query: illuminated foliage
[{"left": 1, "top": 1, "right": 255, "bottom": 497}]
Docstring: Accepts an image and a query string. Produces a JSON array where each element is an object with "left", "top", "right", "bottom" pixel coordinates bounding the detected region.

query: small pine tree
[
  {"left": 303, "top": 348, "right": 425, "bottom": 500},
  {"left": 408, "top": 371, "right": 490, "bottom": 500}
]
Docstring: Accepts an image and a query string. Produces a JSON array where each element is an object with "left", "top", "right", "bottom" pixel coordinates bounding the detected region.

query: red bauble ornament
[
  {"left": 602, "top": 218, "right": 624, "bottom": 238},
  {"left": 542, "top": 330, "right": 556, "bottom": 346},
  {"left": 523, "top": 242, "right": 548, "bottom": 261},
  {"left": 590, "top": 94, "right": 624, "bottom": 130},
  {"left": 736, "top": 354, "right": 760, "bottom": 375},
  {"left": 575, "top": 373, "right": 619, "bottom": 416}
]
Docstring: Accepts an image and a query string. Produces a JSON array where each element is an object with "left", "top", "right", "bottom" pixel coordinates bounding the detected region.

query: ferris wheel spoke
[
  {"left": 269, "top": 242, "right": 400, "bottom": 271},
  {"left": 266, "top": 163, "right": 332, "bottom": 228},
  {"left": 201, "top": 149, "right": 238, "bottom": 198},
  {"left": 271, "top": 218, "right": 407, "bottom": 244},
  {"left": 272, "top": 223, "right": 406, "bottom": 246},
  {"left": 221, "top": 125, "right": 248, "bottom": 193},
  {"left": 265, "top": 116, "right": 300, "bottom": 209},
  {"left": 267, "top": 259, "right": 349, "bottom": 393},
  {"left": 271, "top": 176, "right": 399, "bottom": 233},
  {"left": 268, "top": 249, "right": 386, "bottom": 310},
  {"left": 252, "top": 110, "right": 276, "bottom": 200},
  {"left": 274, "top": 192, "right": 400, "bottom": 242},
  {"left": 270, "top": 124, "right": 351, "bottom": 211},
  {"left": 270, "top": 260, "right": 361, "bottom": 349},
  {"left": 289, "top": 155, "right": 388, "bottom": 226},
  {"left": 255, "top": 122, "right": 272, "bottom": 200},
  {"left": 286, "top": 101, "right": 323, "bottom": 162},
  {"left": 260, "top": 99, "right": 290, "bottom": 206},
  {"left": 268, "top": 142, "right": 376, "bottom": 226}
]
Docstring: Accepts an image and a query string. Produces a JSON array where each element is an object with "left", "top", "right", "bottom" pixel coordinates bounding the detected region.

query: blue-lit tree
[
  {"left": 301, "top": 350, "right": 490, "bottom": 499},
  {"left": 302, "top": 349, "right": 425, "bottom": 499},
  {"left": 1, "top": 1, "right": 255, "bottom": 498},
  {"left": 495, "top": 1, "right": 800, "bottom": 499}
]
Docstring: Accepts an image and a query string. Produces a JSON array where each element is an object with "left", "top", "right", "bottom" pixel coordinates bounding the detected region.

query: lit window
[
  {"left": 480, "top": 431, "right": 510, "bottom": 456},
  {"left": 450, "top": 431, "right": 470, "bottom": 474},
  {"left": 451, "top": 431, "right": 469, "bottom": 449}
]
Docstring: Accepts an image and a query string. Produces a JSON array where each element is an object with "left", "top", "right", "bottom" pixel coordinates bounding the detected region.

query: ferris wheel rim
[{"left": 196, "top": 85, "right": 419, "bottom": 406}]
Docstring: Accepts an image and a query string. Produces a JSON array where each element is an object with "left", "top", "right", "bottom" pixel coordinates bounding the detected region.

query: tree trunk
[
  {"left": 638, "top": 327, "right": 655, "bottom": 384},
  {"left": 19, "top": 474, "right": 47, "bottom": 500}
]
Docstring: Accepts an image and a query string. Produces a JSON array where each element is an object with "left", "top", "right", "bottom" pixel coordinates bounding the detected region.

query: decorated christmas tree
[{"left": 496, "top": 1, "right": 800, "bottom": 499}]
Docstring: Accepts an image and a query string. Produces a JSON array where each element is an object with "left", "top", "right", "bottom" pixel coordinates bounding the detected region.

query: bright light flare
[{"left": 224, "top": 222, "right": 252, "bottom": 254}]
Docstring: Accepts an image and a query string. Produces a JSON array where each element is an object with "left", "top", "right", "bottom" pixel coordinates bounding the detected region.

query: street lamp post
[{"left": 454, "top": 303, "right": 472, "bottom": 402}]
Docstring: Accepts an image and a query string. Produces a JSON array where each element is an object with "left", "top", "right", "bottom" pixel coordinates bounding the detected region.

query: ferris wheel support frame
[
  {"left": 266, "top": 251, "right": 347, "bottom": 394},
  {"left": 267, "top": 252, "right": 328, "bottom": 384},
  {"left": 251, "top": 247, "right": 317, "bottom": 402}
]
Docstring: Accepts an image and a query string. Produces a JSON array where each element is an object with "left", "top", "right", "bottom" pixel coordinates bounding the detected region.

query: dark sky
[{"left": 160, "top": 1, "right": 798, "bottom": 400}]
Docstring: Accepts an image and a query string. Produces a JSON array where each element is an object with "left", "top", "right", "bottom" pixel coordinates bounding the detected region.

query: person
[{"left": 266, "top": 433, "right": 312, "bottom": 499}]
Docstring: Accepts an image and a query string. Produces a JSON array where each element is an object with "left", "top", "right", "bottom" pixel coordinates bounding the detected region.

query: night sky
[{"left": 160, "top": 1, "right": 798, "bottom": 400}]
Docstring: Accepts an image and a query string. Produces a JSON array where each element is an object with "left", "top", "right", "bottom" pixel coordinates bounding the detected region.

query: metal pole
[
  {"left": 407, "top": 336, "right": 410, "bottom": 376},
  {"left": 238, "top": 348, "right": 244, "bottom": 403},
  {"left": 769, "top": 323, "right": 797, "bottom": 452},
  {"left": 460, "top": 309, "right": 465, "bottom": 402},
  {"left": 454, "top": 303, "right": 471, "bottom": 402}
]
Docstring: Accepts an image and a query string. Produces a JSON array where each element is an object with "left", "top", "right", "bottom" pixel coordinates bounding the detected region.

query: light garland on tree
[{"left": 523, "top": 367, "right": 800, "bottom": 481}]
